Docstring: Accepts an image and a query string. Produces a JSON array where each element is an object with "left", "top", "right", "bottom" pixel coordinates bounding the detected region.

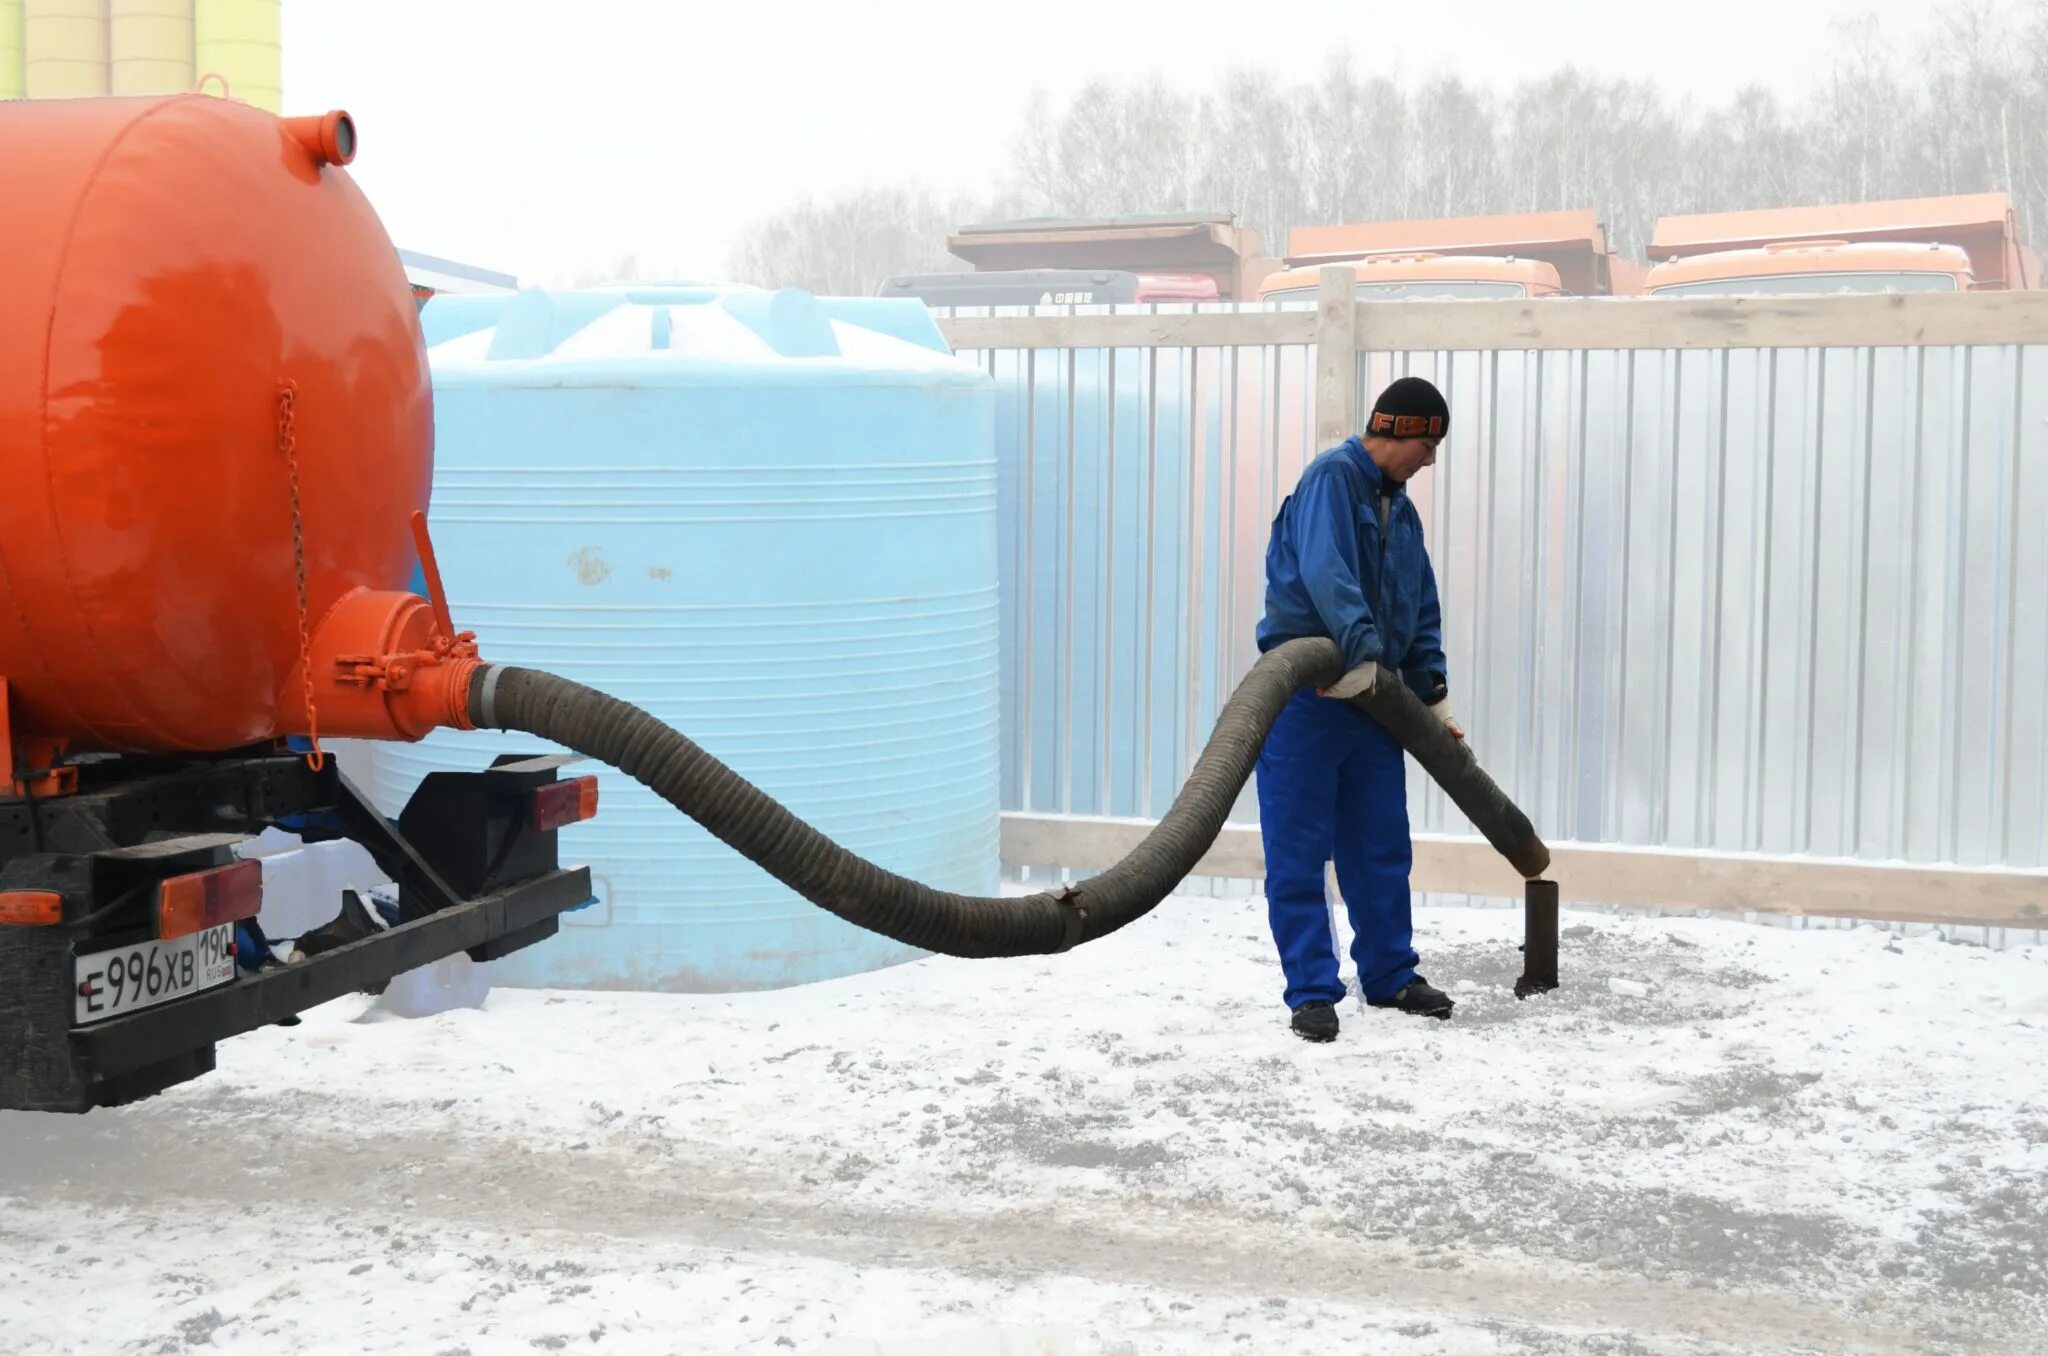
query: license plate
[{"left": 74, "top": 924, "right": 237, "bottom": 1025}]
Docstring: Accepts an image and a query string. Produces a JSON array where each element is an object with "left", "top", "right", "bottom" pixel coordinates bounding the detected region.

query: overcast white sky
[{"left": 283, "top": 0, "right": 1942, "bottom": 286}]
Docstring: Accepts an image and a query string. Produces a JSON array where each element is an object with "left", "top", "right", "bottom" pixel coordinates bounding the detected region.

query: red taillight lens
[
  {"left": 532, "top": 776, "right": 599, "bottom": 833},
  {"left": 0, "top": 891, "right": 63, "bottom": 927},
  {"left": 157, "top": 859, "right": 264, "bottom": 940}
]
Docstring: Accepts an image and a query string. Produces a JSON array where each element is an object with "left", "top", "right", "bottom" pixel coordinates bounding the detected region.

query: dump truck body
[
  {"left": 947, "top": 213, "right": 1276, "bottom": 301},
  {"left": 1646, "top": 193, "right": 2037, "bottom": 293},
  {"left": 1284, "top": 209, "right": 1632, "bottom": 296}
]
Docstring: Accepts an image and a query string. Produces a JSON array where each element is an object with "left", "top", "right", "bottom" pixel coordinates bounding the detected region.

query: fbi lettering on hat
[
  {"left": 1366, "top": 377, "right": 1450, "bottom": 441},
  {"left": 1368, "top": 411, "right": 1446, "bottom": 438}
]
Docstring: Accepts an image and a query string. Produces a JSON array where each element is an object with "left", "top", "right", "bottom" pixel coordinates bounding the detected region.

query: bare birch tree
[
  {"left": 736, "top": 1, "right": 2048, "bottom": 289},
  {"left": 726, "top": 186, "right": 975, "bottom": 296}
]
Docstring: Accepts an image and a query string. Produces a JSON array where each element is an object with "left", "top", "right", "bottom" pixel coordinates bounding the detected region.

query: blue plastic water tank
[{"left": 379, "top": 285, "right": 1000, "bottom": 992}]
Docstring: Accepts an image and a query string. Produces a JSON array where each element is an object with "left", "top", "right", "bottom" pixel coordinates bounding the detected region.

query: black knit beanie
[{"left": 1365, "top": 376, "right": 1449, "bottom": 441}]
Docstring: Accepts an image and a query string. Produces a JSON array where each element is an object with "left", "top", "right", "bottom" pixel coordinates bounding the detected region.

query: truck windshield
[
  {"left": 1651, "top": 272, "right": 1961, "bottom": 297},
  {"left": 1266, "top": 280, "right": 1529, "bottom": 304}
]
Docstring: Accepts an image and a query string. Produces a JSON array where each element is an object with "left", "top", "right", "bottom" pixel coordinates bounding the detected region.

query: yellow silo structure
[
  {"left": 1, "top": 2, "right": 25, "bottom": 100},
  {"left": 193, "top": 0, "right": 276, "bottom": 112},
  {"left": 110, "top": 0, "right": 192, "bottom": 96},
  {"left": 24, "top": 0, "right": 107, "bottom": 99}
]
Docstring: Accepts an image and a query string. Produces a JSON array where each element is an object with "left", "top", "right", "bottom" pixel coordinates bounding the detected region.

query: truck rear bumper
[
  {"left": 2, "top": 751, "right": 598, "bottom": 1114},
  {"left": 6, "top": 864, "right": 589, "bottom": 1114},
  {"left": 76, "top": 864, "right": 590, "bottom": 1094}
]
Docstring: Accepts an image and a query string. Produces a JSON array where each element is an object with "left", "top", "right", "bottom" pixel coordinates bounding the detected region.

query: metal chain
[{"left": 277, "top": 381, "right": 324, "bottom": 771}]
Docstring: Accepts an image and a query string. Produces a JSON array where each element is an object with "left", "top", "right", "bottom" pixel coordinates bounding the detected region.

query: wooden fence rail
[
  {"left": 936, "top": 273, "right": 2048, "bottom": 355},
  {"left": 1000, "top": 815, "right": 2048, "bottom": 931}
]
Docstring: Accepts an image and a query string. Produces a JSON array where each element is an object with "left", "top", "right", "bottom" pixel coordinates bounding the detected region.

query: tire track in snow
[{"left": 1, "top": 1093, "right": 2017, "bottom": 1356}]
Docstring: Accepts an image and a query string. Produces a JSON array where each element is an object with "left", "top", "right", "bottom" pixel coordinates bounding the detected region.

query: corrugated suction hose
[{"left": 469, "top": 638, "right": 1548, "bottom": 959}]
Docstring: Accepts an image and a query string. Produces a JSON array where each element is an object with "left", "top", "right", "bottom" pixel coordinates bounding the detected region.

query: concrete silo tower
[{"left": 1, "top": 0, "right": 278, "bottom": 111}]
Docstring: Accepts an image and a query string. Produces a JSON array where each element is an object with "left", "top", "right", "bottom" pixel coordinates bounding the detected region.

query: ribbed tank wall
[
  {"left": 193, "top": 0, "right": 274, "bottom": 111},
  {"left": 109, "top": 0, "right": 193, "bottom": 96},
  {"left": 24, "top": 0, "right": 106, "bottom": 99},
  {"left": 379, "top": 288, "right": 1000, "bottom": 992},
  {"left": 0, "top": 2, "right": 24, "bottom": 100}
]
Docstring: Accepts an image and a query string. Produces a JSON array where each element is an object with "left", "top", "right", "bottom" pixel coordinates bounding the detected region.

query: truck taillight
[
  {"left": 0, "top": 891, "right": 62, "bottom": 926},
  {"left": 533, "top": 776, "right": 599, "bottom": 833},
  {"left": 157, "top": 859, "right": 263, "bottom": 940}
]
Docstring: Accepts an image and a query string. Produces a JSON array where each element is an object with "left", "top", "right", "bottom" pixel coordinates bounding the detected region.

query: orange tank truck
[
  {"left": 1, "top": 94, "right": 597, "bottom": 1114},
  {"left": 0, "top": 96, "right": 466, "bottom": 755},
  {"left": 1264, "top": 208, "right": 1640, "bottom": 301},
  {"left": 1643, "top": 193, "right": 2041, "bottom": 296}
]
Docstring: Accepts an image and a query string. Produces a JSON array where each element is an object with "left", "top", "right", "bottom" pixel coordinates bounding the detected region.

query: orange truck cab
[
  {"left": 1269, "top": 209, "right": 1638, "bottom": 301},
  {"left": 1259, "top": 252, "right": 1563, "bottom": 303},
  {"left": 1644, "top": 193, "right": 2041, "bottom": 295}
]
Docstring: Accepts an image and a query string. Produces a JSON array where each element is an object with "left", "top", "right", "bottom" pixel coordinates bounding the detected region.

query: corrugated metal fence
[
  {"left": 1378, "top": 343, "right": 2046, "bottom": 868},
  {"left": 937, "top": 287, "right": 2048, "bottom": 944},
  {"left": 965, "top": 322, "right": 1318, "bottom": 827}
]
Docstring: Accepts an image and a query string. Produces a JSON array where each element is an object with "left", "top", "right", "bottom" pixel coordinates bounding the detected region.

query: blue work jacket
[{"left": 1255, "top": 436, "right": 1448, "bottom": 704}]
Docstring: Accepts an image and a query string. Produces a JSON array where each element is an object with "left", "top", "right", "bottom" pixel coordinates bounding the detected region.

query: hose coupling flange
[{"left": 1052, "top": 884, "right": 1089, "bottom": 954}]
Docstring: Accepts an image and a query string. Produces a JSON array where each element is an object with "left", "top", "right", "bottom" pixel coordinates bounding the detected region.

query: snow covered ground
[{"left": 3, "top": 899, "right": 2044, "bottom": 1355}]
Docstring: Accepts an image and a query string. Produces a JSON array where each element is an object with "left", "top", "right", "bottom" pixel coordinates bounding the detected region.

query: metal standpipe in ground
[
  {"left": 1341, "top": 665, "right": 1562, "bottom": 1001},
  {"left": 1518, "top": 879, "right": 1561, "bottom": 998}
]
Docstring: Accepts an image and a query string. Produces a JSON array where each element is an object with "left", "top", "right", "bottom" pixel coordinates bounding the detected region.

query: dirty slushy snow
[{"left": 3, "top": 899, "right": 2044, "bottom": 1354}]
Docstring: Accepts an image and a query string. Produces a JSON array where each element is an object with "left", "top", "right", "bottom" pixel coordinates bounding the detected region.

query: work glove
[
  {"left": 1322, "top": 664, "right": 1466, "bottom": 741},
  {"left": 1430, "top": 696, "right": 1466, "bottom": 741},
  {"left": 1318, "top": 661, "right": 1390, "bottom": 700}
]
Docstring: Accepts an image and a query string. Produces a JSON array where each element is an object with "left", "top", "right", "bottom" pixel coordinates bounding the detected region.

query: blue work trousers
[{"left": 1254, "top": 689, "right": 1418, "bottom": 1007}]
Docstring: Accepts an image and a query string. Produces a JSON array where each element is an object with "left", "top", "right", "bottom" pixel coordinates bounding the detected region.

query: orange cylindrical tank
[{"left": 0, "top": 94, "right": 435, "bottom": 754}]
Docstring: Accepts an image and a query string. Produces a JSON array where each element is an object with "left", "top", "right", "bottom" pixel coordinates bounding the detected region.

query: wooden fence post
[{"left": 1314, "top": 264, "right": 1358, "bottom": 449}]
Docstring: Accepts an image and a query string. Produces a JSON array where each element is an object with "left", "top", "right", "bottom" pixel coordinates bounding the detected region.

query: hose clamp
[
  {"left": 478, "top": 664, "right": 506, "bottom": 728},
  {"left": 1052, "top": 885, "right": 1089, "bottom": 954}
]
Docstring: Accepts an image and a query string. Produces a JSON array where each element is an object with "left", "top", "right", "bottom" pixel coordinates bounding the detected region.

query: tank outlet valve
[{"left": 282, "top": 111, "right": 358, "bottom": 167}]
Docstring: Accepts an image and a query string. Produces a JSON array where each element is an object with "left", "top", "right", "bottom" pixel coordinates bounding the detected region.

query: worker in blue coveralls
[{"left": 1255, "top": 376, "right": 1463, "bottom": 1042}]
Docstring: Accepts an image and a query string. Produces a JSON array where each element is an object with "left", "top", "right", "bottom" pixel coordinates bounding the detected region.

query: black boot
[
  {"left": 1367, "top": 975, "right": 1455, "bottom": 1020},
  {"left": 1290, "top": 1000, "right": 1340, "bottom": 1042}
]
